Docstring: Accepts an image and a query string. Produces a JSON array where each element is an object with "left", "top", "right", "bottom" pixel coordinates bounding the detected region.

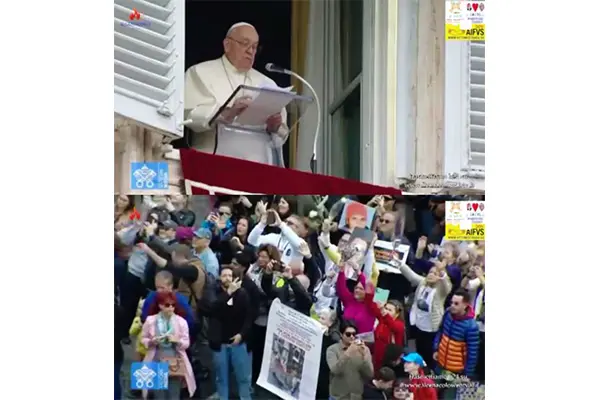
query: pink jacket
[
  {"left": 336, "top": 270, "right": 375, "bottom": 334},
  {"left": 141, "top": 314, "right": 196, "bottom": 397}
]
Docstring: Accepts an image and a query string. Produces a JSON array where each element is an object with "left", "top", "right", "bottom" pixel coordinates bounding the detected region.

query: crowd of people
[{"left": 115, "top": 194, "right": 485, "bottom": 400}]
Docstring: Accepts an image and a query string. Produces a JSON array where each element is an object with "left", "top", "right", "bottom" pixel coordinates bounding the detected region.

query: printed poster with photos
[
  {"left": 445, "top": 201, "right": 485, "bottom": 241},
  {"left": 257, "top": 299, "right": 325, "bottom": 400},
  {"left": 338, "top": 200, "right": 377, "bottom": 232},
  {"left": 340, "top": 227, "right": 376, "bottom": 281},
  {"left": 373, "top": 240, "right": 410, "bottom": 274}
]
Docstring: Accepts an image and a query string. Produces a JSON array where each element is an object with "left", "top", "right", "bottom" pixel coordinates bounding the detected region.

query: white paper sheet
[
  {"left": 257, "top": 299, "right": 324, "bottom": 400},
  {"left": 235, "top": 85, "right": 295, "bottom": 126}
]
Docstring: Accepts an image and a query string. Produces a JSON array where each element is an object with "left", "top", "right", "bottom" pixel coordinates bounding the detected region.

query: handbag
[{"left": 160, "top": 355, "right": 186, "bottom": 377}]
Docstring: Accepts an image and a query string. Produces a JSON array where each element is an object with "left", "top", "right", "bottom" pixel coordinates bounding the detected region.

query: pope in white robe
[{"left": 184, "top": 22, "right": 289, "bottom": 166}]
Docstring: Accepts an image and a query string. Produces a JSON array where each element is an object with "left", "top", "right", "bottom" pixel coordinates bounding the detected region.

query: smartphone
[{"left": 266, "top": 209, "right": 277, "bottom": 225}]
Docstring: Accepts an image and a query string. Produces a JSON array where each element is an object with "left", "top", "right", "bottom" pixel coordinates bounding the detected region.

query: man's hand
[
  {"left": 417, "top": 236, "right": 428, "bottom": 251},
  {"left": 298, "top": 241, "right": 312, "bottom": 258},
  {"left": 207, "top": 213, "right": 219, "bottom": 224},
  {"left": 346, "top": 342, "right": 360, "bottom": 357},
  {"left": 222, "top": 97, "right": 252, "bottom": 122},
  {"left": 256, "top": 200, "right": 267, "bottom": 218},
  {"left": 227, "top": 278, "right": 242, "bottom": 295},
  {"left": 230, "top": 236, "right": 243, "bottom": 250},
  {"left": 136, "top": 242, "right": 150, "bottom": 253},
  {"left": 216, "top": 219, "right": 227, "bottom": 231},
  {"left": 266, "top": 113, "right": 282, "bottom": 133},
  {"left": 270, "top": 210, "right": 282, "bottom": 227},
  {"left": 230, "top": 333, "right": 242, "bottom": 346},
  {"left": 264, "top": 261, "right": 274, "bottom": 275},
  {"left": 239, "top": 196, "right": 253, "bottom": 208},
  {"left": 144, "top": 220, "right": 158, "bottom": 237},
  {"left": 282, "top": 265, "right": 293, "bottom": 280}
]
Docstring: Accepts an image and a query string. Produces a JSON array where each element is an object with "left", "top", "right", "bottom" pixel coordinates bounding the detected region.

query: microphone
[{"left": 265, "top": 63, "right": 321, "bottom": 174}]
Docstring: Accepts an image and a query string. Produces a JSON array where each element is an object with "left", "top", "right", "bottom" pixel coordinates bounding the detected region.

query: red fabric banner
[{"left": 179, "top": 149, "right": 402, "bottom": 195}]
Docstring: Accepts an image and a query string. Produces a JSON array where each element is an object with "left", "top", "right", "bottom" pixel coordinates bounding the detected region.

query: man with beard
[{"left": 200, "top": 266, "right": 253, "bottom": 400}]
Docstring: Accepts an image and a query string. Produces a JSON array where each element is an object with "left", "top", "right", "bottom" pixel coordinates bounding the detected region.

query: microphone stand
[{"left": 267, "top": 66, "right": 321, "bottom": 174}]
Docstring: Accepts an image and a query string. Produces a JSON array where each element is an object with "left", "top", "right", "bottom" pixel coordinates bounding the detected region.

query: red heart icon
[
  {"left": 472, "top": 203, "right": 479, "bottom": 212},
  {"left": 479, "top": 203, "right": 484, "bottom": 211},
  {"left": 473, "top": 3, "right": 479, "bottom": 11}
]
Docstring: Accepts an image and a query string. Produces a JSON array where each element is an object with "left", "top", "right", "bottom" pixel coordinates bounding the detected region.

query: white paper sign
[{"left": 257, "top": 299, "right": 324, "bottom": 400}]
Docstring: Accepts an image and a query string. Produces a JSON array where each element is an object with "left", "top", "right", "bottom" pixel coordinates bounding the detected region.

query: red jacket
[
  {"left": 410, "top": 370, "right": 438, "bottom": 400},
  {"left": 365, "top": 293, "right": 405, "bottom": 371}
]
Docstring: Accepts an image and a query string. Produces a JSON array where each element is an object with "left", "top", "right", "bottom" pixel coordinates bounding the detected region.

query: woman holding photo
[{"left": 364, "top": 281, "right": 406, "bottom": 371}]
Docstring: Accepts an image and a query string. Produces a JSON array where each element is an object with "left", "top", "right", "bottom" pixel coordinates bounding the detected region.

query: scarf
[{"left": 156, "top": 313, "right": 175, "bottom": 349}]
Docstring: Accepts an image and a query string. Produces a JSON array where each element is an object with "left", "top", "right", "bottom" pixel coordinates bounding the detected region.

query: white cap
[{"left": 226, "top": 22, "right": 256, "bottom": 36}]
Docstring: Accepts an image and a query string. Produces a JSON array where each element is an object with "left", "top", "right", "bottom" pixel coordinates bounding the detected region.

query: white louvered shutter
[
  {"left": 468, "top": 41, "right": 485, "bottom": 174},
  {"left": 114, "top": 0, "right": 185, "bottom": 138}
]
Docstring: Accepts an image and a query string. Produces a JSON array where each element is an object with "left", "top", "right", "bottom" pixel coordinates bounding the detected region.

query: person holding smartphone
[
  {"left": 326, "top": 319, "right": 374, "bottom": 400},
  {"left": 199, "top": 265, "right": 253, "bottom": 400},
  {"left": 247, "top": 200, "right": 305, "bottom": 265}
]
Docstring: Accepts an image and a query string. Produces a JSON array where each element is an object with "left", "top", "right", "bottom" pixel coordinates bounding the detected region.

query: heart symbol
[
  {"left": 473, "top": 3, "right": 479, "bottom": 11},
  {"left": 472, "top": 203, "right": 479, "bottom": 212},
  {"left": 129, "top": 207, "right": 141, "bottom": 220},
  {"left": 479, "top": 203, "right": 485, "bottom": 211}
]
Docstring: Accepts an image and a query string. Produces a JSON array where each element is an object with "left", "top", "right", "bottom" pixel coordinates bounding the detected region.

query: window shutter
[
  {"left": 114, "top": 0, "right": 185, "bottom": 138},
  {"left": 468, "top": 41, "right": 485, "bottom": 174}
]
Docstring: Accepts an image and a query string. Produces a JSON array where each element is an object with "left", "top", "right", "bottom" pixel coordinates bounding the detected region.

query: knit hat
[{"left": 175, "top": 227, "right": 194, "bottom": 241}]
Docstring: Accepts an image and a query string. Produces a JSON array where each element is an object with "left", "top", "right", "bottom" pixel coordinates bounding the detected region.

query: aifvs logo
[
  {"left": 446, "top": 24, "right": 485, "bottom": 41},
  {"left": 445, "top": 0, "right": 486, "bottom": 41}
]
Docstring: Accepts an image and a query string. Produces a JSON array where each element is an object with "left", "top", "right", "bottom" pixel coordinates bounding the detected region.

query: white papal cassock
[{"left": 184, "top": 56, "right": 289, "bottom": 165}]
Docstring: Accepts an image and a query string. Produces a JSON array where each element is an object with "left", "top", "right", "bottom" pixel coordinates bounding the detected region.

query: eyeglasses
[
  {"left": 161, "top": 303, "right": 175, "bottom": 308},
  {"left": 379, "top": 218, "right": 392, "bottom": 224},
  {"left": 343, "top": 331, "right": 356, "bottom": 338},
  {"left": 218, "top": 210, "right": 231, "bottom": 216},
  {"left": 227, "top": 36, "right": 262, "bottom": 54}
]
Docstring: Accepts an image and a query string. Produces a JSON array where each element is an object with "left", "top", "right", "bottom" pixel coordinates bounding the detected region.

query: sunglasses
[
  {"left": 343, "top": 331, "right": 356, "bottom": 338},
  {"left": 161, "top": 303, "right": 175, "bottom": 308},
  {"left": 218, "top": 211, "right": 231, "bottom": 216}
]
